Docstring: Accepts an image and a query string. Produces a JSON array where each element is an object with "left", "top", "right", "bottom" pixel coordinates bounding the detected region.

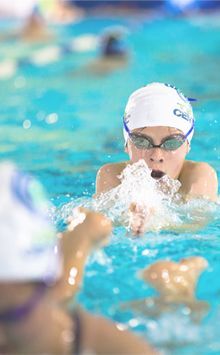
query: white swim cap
[
  {"left": 0, "top": 162, "right": 62, "bottom": 283},
  {"left": 123, "top": 82, "right": 195, "bottom": 144}
]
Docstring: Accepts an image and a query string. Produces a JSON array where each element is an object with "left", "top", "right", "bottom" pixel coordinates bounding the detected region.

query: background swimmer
[
  {"left": 0, "top": 0, "right": 82, "bottom": 43},
  {"left": 73, "top": 27, "right": 129, "bottom": 76},
  {"left": 96, "top": 82, "right": 218, "bottom": 233},
  {"left": 19, "top": 6, "right": 53, "bottom": 43},
  {"left": 0, "top": 162, "right": 156, "bottom": 355},
  {"left": 0, "top": 5, "right": 53, "bottom": 43}
]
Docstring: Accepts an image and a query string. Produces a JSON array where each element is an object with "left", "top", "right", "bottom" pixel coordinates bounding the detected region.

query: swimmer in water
[
  {"left": 0, "top": 3, "right": 52, "bottom": 43},
  {"left": 76, "top": 28, "right": 129, "bottom": 76},
  {"left": 95, "top": 82, "right": 218, "bottom": 234},
  {"left": 19, "top": 6, "right": 53, "bottom": 43},
  {"left": 121, "top": 256, "right": 209, "bottom": 323},
  {"left": 0, "top": 162, "right": 156, "bottom": 355}
]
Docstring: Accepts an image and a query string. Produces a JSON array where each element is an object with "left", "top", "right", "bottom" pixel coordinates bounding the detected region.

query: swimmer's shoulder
[
  {"left": 95, "top": 161, "right": 129, "bottom": 195},
  {"left": 180, "top": 160, "right": 218, "bottom": 201},
  {"left": 182, "top": 160, "right": 217, "bottom": 178}
]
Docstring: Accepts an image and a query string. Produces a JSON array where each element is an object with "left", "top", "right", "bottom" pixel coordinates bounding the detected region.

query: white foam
[
  {"left": 93, "top": 160, "right": 182, "bottom": 231},
  {"left": 51, "top": 160, "right": 218, "bottom": 234}
]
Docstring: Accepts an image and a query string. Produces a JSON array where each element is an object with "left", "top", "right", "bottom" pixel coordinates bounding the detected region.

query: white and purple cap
[
  {"left": 0, "top": 162, "right": 62, "bottom": 283},
  {"left": 123, "top": 82, "right": 195, "bottom": 144}
]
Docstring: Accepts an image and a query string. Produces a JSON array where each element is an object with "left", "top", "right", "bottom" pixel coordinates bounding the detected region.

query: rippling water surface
[{"left": 1, "top": 13, "right": 220, "bottom": 354}]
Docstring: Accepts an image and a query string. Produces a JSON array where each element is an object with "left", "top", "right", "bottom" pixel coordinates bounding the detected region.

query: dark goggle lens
[
  {"left": 161, "top": 136, "right": 185, "bottom": 150},
  {"left": 130, "top": 135, "right": 153, "bottom": 149},
  {"left": 130, "top": 134, "right": 186, "bottom": 151}
]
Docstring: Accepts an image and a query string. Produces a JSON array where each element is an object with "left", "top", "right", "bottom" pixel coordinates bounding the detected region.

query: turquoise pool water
[{"left": 1, "top": 13, "right": 220, "bottom": 354}]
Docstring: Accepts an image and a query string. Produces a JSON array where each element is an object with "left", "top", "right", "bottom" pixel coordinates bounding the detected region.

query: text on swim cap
[{"left": 173, "top": 108, "right": 191, "bottom": 122}]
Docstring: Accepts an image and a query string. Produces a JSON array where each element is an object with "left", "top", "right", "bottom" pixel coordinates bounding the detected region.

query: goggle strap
[
  {"left": 124, "top": 115, "right": 194, "bottom": 142},
  {"left": 123, "top": 116, "right": 130, "bottom": 133},
  {"left": 0, "top": 283, "right": 47, "bottom": 322},
  {"left": 185, "top": 120, "right": 194, "bottom": 140}
]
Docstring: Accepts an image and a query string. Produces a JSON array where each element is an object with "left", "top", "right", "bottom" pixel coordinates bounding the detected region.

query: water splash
[
  {"left": 50, "top": 160, "right": 218, "bottom": 233},
  {"left": 93, "top": 160, "right": 182, "bottom": 231}
]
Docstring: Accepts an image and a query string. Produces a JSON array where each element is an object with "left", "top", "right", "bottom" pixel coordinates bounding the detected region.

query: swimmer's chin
[{"left": 151, "top": 170, "right": 165, "bottom": 180}]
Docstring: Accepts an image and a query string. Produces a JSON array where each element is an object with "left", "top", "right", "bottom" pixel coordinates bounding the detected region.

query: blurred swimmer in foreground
[
  {"left": 96, "top": 82, "right": 218, "bottom": 234},
  {"left": 0, "top": 162, "right": 156, "bottom": 355},
  {"left": 121, "top": 256, "right": 209, "bottom": 323}
]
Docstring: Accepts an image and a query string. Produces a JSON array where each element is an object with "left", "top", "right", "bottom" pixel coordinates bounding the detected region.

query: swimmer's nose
[{"left": 149, "top": 148, "right": 164, "bottom": 163}]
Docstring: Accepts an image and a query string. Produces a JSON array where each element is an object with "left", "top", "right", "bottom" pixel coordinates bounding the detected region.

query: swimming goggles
[
  {"left": 129, "top": 133, "right": 186, "bottom": 151},
  {"left": 123, "top": 118, "right": 194, "bottom": 151}
]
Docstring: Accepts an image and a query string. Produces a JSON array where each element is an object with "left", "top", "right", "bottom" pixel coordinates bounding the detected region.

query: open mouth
[{"left": 151, "top": 170, "right": 165, "bottom": 179}]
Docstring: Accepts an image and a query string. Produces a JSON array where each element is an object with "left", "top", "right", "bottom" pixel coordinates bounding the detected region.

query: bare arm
[
  {"left": 78, "top": 308, "right": 158, "bottom": 355},
  {"left": 55, "top": 209, "right": 112, "bottom": 300}
]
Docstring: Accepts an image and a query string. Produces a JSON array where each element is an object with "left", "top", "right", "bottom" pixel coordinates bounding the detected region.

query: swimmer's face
[
  {"left": 0, "top": 283, "right": 69, "bottom": 354},
  {"left": 125, "top": 126, "right": 189, "bottom": 179}
]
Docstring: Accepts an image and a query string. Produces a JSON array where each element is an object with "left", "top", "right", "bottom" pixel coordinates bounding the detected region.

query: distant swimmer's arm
[{"left": 179, "top": 162, "right": 218, "bottom": 202}]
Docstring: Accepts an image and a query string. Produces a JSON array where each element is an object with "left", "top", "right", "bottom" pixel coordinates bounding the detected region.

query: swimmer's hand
[
  {"left": 66, "top": 207, "right": 112, "bottom": 247},
  {"left": 128, "top": 203, "right": 155, "bottom": 236}
]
